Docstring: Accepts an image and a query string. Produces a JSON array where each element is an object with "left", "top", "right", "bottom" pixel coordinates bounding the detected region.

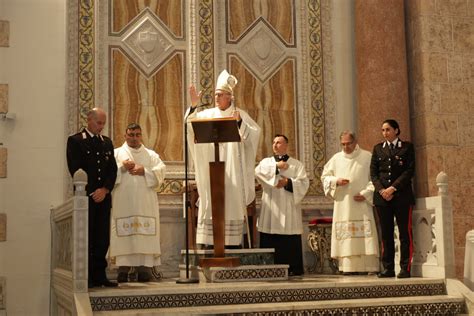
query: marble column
[{"left": 355, "top": 0, "right": 410, "bottom": 150}]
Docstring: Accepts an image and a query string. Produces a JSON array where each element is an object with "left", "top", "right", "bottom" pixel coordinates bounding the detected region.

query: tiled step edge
[
  {"left": 93, "top": 295, "right": 465, "bottom": 315},
  {"left": 90, "top": 280, "right": 447, "bottom": 311}
]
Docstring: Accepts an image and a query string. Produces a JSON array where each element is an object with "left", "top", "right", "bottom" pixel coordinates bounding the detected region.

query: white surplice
[
  {"left": 255, "top": 157, "right": 309, "bottom": 235},
  {"left": 186, "top": 106, "right": 261, "bottom": 245},
  {"left": 109, "top": 143, "right": 166, "bottom": 267},
  {"left": 321, "top": 145, "right": 379, "bottom": 272}
]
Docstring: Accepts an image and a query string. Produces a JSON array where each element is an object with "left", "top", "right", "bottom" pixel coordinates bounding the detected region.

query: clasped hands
[
  {"left": 336, "top": 178, "right": 366, "bottom": 202},
  {"left": 123, "top": 159, "right": 144, "bottom": 176},
  {"left": 379, "top": 186, "right": 396, "bottom": 201},
  {"left": 275, "top": 161, "right": 290, "bottom": 188},
  {"left": 90, "top": 187, "right": 109, "bottom": 203}
]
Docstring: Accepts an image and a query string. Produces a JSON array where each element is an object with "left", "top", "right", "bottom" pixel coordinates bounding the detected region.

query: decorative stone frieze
[
  {"left": 0, "top": 214, "right": 5, "bottom": 241},
  {"left": 0, "top": 21, "right": 9, "bottom": 47},
  {"left": 0, "top": 84, "right": 7, "bottom": 114},
  {"left": 0, "top": 148, "right": 6, "bottom": 178}
]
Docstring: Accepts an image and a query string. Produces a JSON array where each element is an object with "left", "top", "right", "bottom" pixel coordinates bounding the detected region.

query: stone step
[
  {"left": 89, "top": 277, "right": 450, "bottom": 312},
  {"left": 93, "top": 295, "right": 466, "bottom": 315}
]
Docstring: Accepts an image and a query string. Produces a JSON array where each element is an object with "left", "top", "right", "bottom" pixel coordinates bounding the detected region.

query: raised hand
[{"left": 189, "top": 85, "right": 202, "bottom": 108}]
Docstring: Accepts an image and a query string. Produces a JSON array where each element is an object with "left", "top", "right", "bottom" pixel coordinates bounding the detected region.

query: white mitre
[{"left": 216, "top": 69, "right": 238, "bottom": 95}]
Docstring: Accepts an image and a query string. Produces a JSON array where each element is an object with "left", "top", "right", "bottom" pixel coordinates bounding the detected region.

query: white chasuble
[
  {"left": 255, "top": 157, "right": 309, "bottom": 235},
  {"left": 321, "top": 145, "right": 379, "bottom": 272},
  {"left": 186, "top": 106, "right": 261, "bottom": 245},
  {"left": 109, "top": 143, "right": 166, "bottom": 267}
]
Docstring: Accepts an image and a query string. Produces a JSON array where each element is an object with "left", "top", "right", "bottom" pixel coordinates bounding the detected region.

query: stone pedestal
[{"left": 179, "top": 248, "right": 289, "bottom": 282}]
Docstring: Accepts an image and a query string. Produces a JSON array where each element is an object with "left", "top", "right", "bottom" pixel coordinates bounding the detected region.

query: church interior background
[{"left": 0, "top": 0, "right": 473, "bottom": 314}]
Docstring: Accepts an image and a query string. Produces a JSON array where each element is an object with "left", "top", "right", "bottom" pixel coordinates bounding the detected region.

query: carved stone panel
[
  {"left": 0, "top": 84, "right": 8, "bottom": 114},
  {"left": 98, "top": 1, "right": 187, "bottom": 162},
  {"left": 230, "top": 57, "right": 297, "bottom": 159},
  {"left": 222, "top": 0, "right": 300, "bottom": 160},
  {"left": 111, "top": 0, "right": 184, "bottom": 37},
  {"left": 0, "top": 148, "right": 6, "bottom": 178},
  {"left": 121, "top": 10, "right": 175, "bottom": 78},
  {"left": 0, "top": 21, "right": 9, "bottom": 47},
  {"left": 56, "top": 218, "right": 73, "bottom": 270},
  {"left": 111, "top": 51, "right": 185, "bottom": 161},
  {"left": 0, "top": 214, "right": 5, "bottom": 241}
]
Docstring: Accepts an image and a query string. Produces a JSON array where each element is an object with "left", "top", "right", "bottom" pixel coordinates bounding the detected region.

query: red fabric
[{"left": 309, "top": 217, "right": 332, "bottom": 225}]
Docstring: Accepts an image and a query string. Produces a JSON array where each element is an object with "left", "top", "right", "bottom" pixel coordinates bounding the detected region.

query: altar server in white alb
[
  {"left": 186, "top": 70, "right": 261, "bottom": 247},
  {"left": 109, "top": 123, "right": 166, "bottom": 283},
  {"left": 255, "top": 135, "right": 309, "bottom": 275},
  {"left": 321, "top": 131, "right": 379, "bottom": 275}
]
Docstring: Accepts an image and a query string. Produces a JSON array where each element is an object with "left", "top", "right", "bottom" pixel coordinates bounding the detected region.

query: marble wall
[
  {"left": 405, "top": 0, "right": 474, "bottom": 278},
  {"left": 106, "top": 1, "right": 186, "bottom": 162},
  {"left": 90, "top": 0, "right": 331, "bottom": 200},
  {"left": 0, "top": 0, "right": 67, "bottom": 315},
  {"left": 355, "top": 0, "right": 410, "bottom": 150}
]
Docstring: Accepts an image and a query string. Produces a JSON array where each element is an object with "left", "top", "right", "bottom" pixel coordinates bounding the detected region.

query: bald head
[{"left": 87, "top": 107, "right": 107, "bottom": 135}]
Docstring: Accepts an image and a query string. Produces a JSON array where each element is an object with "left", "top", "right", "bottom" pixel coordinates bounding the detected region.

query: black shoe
[
  {"left": 377, "top": 269, "right": 395, "bottom": 278},
  {"left": 117, "top": 272, "right": 128, "bottom": 283},
  {"left": 288, "top": 270, "right": 303, "bottom": 276},
  {"left": 342, "top": 272, "right": 358, "bottom": 275},
  {"left": 137, "top": 272, "right": 151, "bottom": 282},
  {"left": 136, "top": 266, "right": 152, "bottom": 282},
  {"left": 397, "top": 270, "right": 411, "bottom": 278},
  {"left": 96, "top": 278, "right": 118, "bottom": 287}
]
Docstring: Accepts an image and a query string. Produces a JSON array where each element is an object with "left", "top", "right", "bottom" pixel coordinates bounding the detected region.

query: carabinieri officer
[
  {"left": 66, "top": 107, "right": 118, "bottom": 287},
  {"left": 370, "top": 119, "right": 415, "bottom": 279}
]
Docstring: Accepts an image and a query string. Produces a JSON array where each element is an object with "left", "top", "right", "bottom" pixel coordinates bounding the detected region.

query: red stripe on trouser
[
  {"left": 407, "top": 205, "right": 413, "bottom": 272},
  {"left": 377, "top": 208, "right": 385, "bottom": 261}
]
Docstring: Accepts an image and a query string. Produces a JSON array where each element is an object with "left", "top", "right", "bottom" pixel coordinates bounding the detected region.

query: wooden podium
[{"left": 191, "top": 117, "right": 241, "bottom": 268}]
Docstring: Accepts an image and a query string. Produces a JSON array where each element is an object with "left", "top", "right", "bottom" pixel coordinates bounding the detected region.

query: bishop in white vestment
[
  {"left": 109, "top": 124, "right": 166, "bottom": 282},
  {"left": 255, "top": 135, "right": 309, "bottom": 275},
  {"left": 186, "top": 70, "right": 261, "bottom": 246},
  {"left": 321, "top": 131, "right": 379, "bottom": 274}
]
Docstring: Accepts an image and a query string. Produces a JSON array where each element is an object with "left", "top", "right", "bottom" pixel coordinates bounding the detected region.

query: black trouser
[
  {"left": 88, "top": 195, "right": 111, "bottom": 282},
  {"left": 377, "top": 204, "right": 413, "bottom": 272},
  {"left": 260, "top": 232, "right": 304, "bottom": 275}
]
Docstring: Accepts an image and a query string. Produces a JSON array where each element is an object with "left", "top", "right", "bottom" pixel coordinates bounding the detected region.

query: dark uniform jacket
[
  {"left": 370, "top": 139, "right": 415, "bottom": 207},
  {"left": 66, "top": 129, "right": 117, "bottom": 197}
]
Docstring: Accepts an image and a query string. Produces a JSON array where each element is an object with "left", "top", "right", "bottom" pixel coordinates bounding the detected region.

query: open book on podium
[{"left": 190, "top": 117, "right": 241, "bottom": 267}]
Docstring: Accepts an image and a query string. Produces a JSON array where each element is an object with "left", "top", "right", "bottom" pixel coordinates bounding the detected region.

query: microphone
[{"left": 185, "top": 104, "right": 208, "bottom": 120}]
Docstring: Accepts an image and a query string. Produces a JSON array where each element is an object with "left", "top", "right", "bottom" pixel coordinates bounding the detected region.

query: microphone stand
[{"left": 176, "top": 107, "right": 199, "bottom": 284}]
